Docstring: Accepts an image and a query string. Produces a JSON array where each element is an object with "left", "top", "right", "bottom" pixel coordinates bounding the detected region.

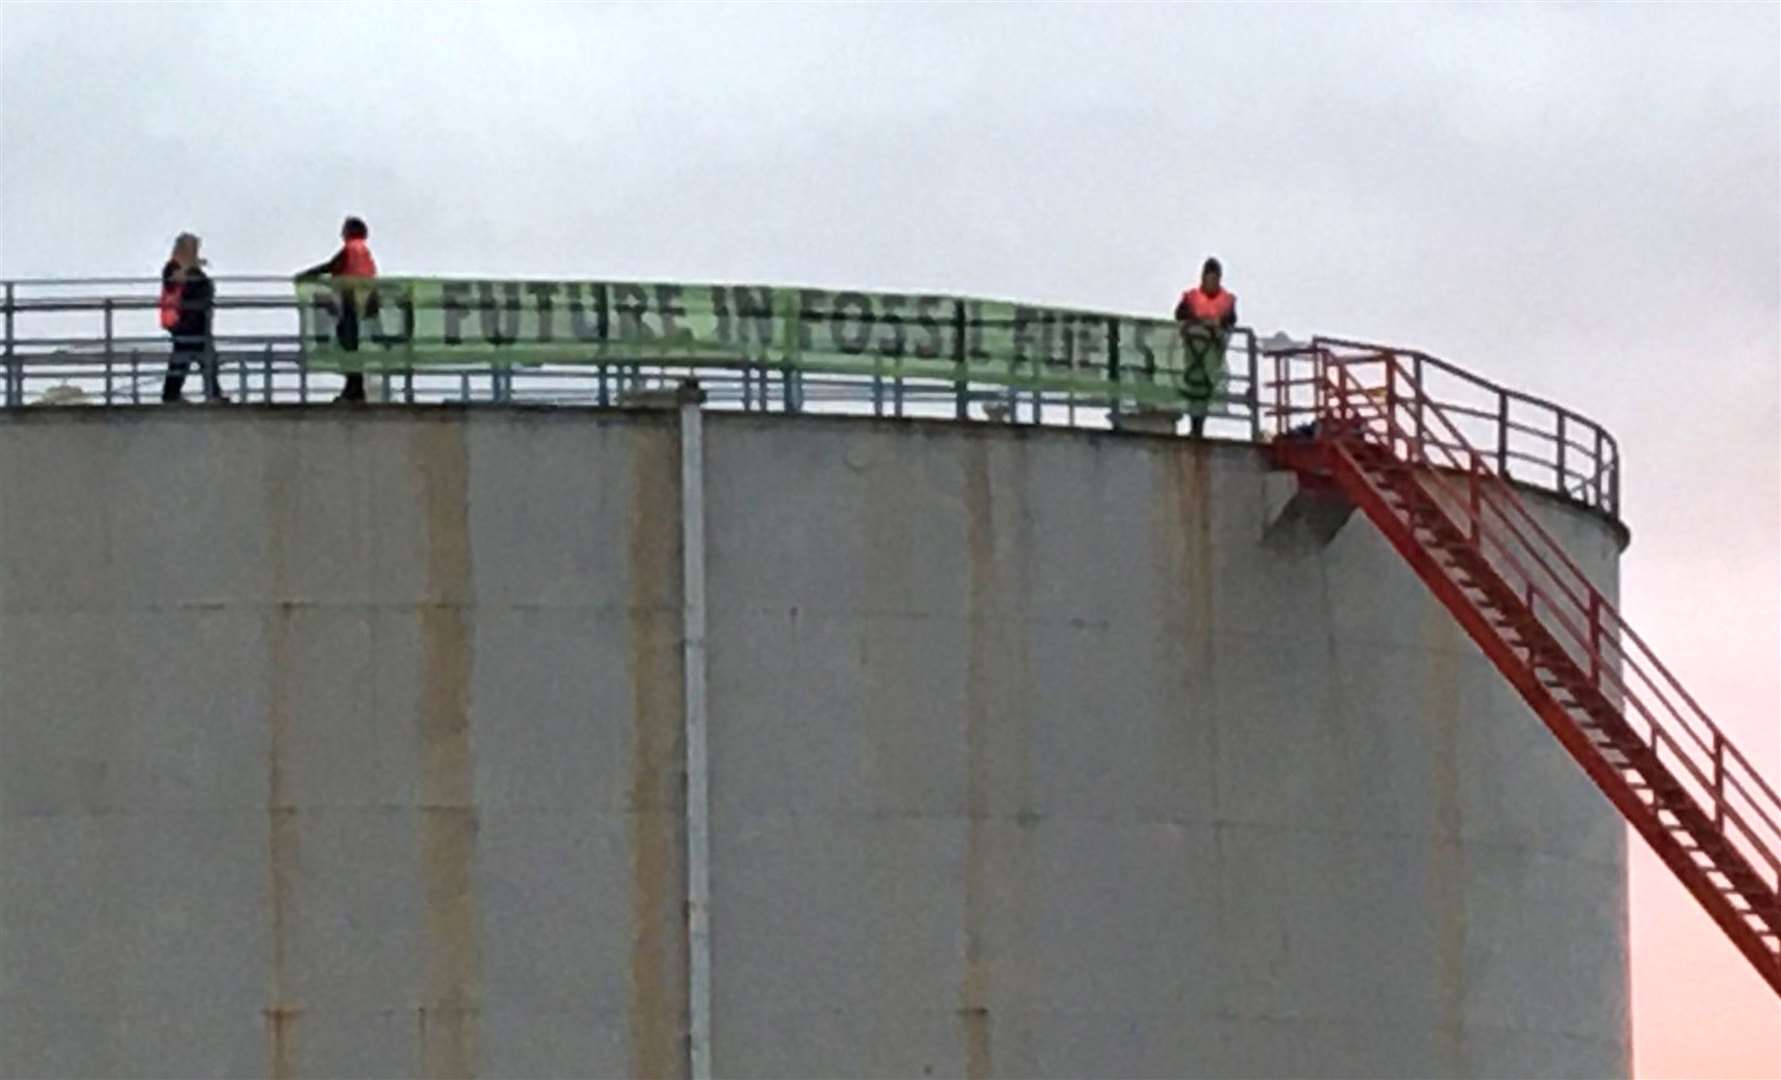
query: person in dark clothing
[
  {"left": 296, "top": 216, "right": 379, "bottom": 403},
  {"left": 161, "top": 233, "right": 228, "bottom": 404},
  {"left": 1172, "top": 257, "right": 1239, "bottom": 437},
  {"left": 1174, "top": 257, "right": 1239, "bottom": 332}
]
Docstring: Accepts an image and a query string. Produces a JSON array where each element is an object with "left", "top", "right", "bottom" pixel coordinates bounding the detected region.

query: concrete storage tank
[{"left": 0, "top": 281, "right": 1642, "bottom": 1079}]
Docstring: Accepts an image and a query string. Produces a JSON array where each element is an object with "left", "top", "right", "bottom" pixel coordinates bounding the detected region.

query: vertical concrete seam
[
  {"left": 266, "top": 605, "right": 299, "bottom": 1080},
  {"left": 1426, "top": 605, "right": 1469, "bottom": 1076},
  {"left": 961, "top": 437, "right": 994, "bottom": 1080},
  {"left": 417, "top": 419, "right": 481, "bottom": 1080},
  {"left": 264, "top": 425, "right": 299, "bottom": 1080}
]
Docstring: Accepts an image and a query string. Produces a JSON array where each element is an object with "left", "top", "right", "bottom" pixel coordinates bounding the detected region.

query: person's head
[
  {"left": 1201, "top": 257, "right": 1223, "bottom": 295},
  {"left": 172, "top": 232, "right": 202, "bottom": 267},
  {"left": 341, "top": 216, "right": 369, "bottom": 242}
]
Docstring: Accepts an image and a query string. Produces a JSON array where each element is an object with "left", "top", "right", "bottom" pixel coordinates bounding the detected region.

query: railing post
[
  {"left": 1385, "top": 358, "right": 1398, "bottom": 455},
  {"left": 870, "top": 346, "right": 884, "bottom": 418},
  {"left": 1602, "top": 427, "right": 1617, "bottom": 513},
  {"left": 1107, "top": 319, "right": 1122, "bottom": 428},
  {"left": 1557, "top": 412, "right": 1569, "bottom": 495},
  {"left": 1713, "top": 735, "right": 1726, "bottom": 830},
  {"left": 783, "top": 292, "right": 800, "bottom": 415},
  {"left": 1246, "top": 332, "right": 1260, "bottom": 443},
  {"left": 1496, "top": 392, "right": 1510, "bottom": 478},
  {"left": 1315, "top": 351, "right": 1328, "bottom": 423},
  {"left": 1272, "top": 350, "right": 1284, "bottom": 435},
  {"left": 1588, "top": 591, "right": 1601, "bottom": 688},
  {"left": 952, "top": 300, "right": 968, "bottom": 420},
  {"left": 1412, "top": 353, "right": 1426, "bottom": 464},
  {"left": 103, "top": 298, "right": 116, "bottom": 406},
  {"left": 1469, "top": 457, "right": 1482, "bottom": 542},
  {"left": 3, "top": 281, "right": 16, "bottom": 408},
  {"left": 1610, "top": 448, "right": 1620, "bottom": 518}
]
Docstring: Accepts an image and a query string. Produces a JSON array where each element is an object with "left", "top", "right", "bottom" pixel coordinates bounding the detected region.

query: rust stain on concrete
[
  {"left": 1425, "top": 604, "right": 1469, "bottom": 1076},
  {"left": 415, "top": 420, "right": 482, "bottom": 1079},
  {"left": 1150, "top": 442, "right": 1220, "bottom": 820},
  {"left": 265, "top": 763, "right": 299, "bottom": 1078},
  {"left": 626, "top": 423, "right": 687, "bottom": 1080},
  {"left": 264, "top": 436, "right": 300, "bottom": 1080},
  {"left": 262, "top": 1006, "right": 300, "bottom": 1080},
  {"left": 961, "top": 438, "right": 995, "bottom": 1080},
  {"left": 1174, "top": 441, "right": 1217, "bottom": 644}
]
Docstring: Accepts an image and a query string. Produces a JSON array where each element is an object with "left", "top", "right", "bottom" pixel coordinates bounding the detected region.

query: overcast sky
[{"left": 2, "top": 2, "right": 1777, "bottom": 1075}]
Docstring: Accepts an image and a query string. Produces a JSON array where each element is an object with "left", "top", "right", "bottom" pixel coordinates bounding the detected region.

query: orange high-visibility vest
[
  {"left": 1179, "top": 287, "right": 1235, "bottom": 322},
  {"left": 337, "top": 238, "right": 377, "bottom": 277},
  {"left": 158, "top": 280, "right": 183, "bottom": 330}
]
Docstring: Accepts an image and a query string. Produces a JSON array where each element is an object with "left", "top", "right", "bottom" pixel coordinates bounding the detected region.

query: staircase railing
[
  {"left": 1274, "top": 344, "right": 1781, "bottom": 937},
  {"left": 1270, "top": 337, "right": 1621, "bottom": 518}
]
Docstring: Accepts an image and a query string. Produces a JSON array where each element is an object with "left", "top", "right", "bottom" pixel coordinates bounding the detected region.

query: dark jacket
[{"left": 162, "top": 259, "right": 214, "bottom": 340}]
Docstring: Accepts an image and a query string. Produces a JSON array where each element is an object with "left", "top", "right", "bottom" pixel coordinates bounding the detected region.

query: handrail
[
  {"left": 1306, "top": 337, "right": 1621, "bottom": 517},
  {"left": 5, "top": 279, "right": 1616, "bottom": 520},
  {"left": 1296, "top": 346, "right": 1781, "bottom": 894},
  {"left": 0, "top": 274, "right": 300, "bottom": 287},
  {"left": 1353, "top": 369, "right": 1781, "bottom": 891},
  {"left": 1268, "top": 345, "right": 1619, "bottom": 520},
  {"left": 1318, "top": 336, "right": 1617, "bottom": 451},
  {"left": 1362, "top": 354, "right": 1773, "bottom": 811},
  {"left": 1382, "top": 359, "right": 1781, "bottom": 843}
]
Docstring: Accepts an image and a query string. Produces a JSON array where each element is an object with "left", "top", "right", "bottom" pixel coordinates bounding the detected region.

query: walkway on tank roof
[{"left": 0, "top": 275, "right": 1620, "bottom": 522}]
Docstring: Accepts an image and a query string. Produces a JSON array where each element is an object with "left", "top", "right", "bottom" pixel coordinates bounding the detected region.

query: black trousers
[
  {"left": 336, "top": 297, "right": 365, "bottom": 401},
  {"left": 164, "top": 335, "right": 222, "bottom": 401}
]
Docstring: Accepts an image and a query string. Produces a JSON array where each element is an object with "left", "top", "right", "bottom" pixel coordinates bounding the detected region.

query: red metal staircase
[{"left": 1270, "top": 343, "right": 1781, "bottom": 996}]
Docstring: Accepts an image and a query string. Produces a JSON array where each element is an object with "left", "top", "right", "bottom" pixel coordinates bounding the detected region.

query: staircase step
[
  {"left": 1300, "top": 427, "right": 1781, "bottom": 992},
  {"left": 1417, "top": 530, "right": 1465, "bottom": 546},
  {"left": 1717, "top": 881, "right": 1773, "bottom": 906}
]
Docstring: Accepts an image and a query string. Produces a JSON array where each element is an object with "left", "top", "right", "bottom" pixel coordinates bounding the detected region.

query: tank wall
[
  {"left": 0, "top": 408, "right": 1628, "bottom": 1079},
  {"left": 701, "top": 416, "right": 1627, "bottom": 1079}
]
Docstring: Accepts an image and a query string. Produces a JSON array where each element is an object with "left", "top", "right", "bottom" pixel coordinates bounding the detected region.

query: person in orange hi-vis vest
[
  {"left": 1172, "top": 256, "right": 1238, "bottom": 437},
  {"left": 160, "top": 232, "right": 228, "bottom": 404},
  {"left": 296, "top": 216, "right": 379, "bottom": 403}
]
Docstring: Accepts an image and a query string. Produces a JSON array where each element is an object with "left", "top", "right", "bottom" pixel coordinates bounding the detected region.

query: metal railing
[
  {"left": 2, "top": 277, "right": 1621, "bottom": 520},
  {"left": 1280, "top": 344, "right": 1779, "bottom": 981},
  {"left": 0, "top": 276, "right": 1265, "bottom": 438},
  {"left": 1272, "top": 337, "right": 1621, "bottom": 518}
]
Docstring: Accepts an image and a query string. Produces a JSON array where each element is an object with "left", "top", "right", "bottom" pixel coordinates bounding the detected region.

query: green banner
[{"left": 295, "top": 277, "right": 1233, "bottom": 408}]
